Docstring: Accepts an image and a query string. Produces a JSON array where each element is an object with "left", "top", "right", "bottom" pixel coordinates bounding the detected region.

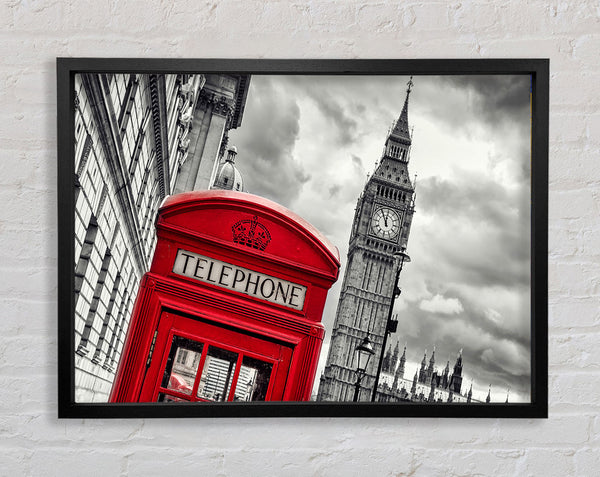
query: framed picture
[{"left": 57, "top": 58, "right": 548, "bottom": 418}]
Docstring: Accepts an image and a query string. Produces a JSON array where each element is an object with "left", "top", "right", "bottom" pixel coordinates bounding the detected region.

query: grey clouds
[{"left": 229, "top": 74, "right": 532, "bottom": 402}]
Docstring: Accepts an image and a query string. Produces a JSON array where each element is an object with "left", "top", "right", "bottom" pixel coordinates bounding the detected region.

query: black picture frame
[{"left": 57, "top": 58, "right": 548, "bottom": 418}]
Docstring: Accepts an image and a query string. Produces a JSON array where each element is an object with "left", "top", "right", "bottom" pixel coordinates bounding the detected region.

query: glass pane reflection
[
  {"left": 197, "top": 346, "right": 238, "bottom": 402},
  {"left": 160, "top": 336, "right": 203, "bottom": 397},
  {"left": 234, "top": 356, "right": 273, "bottom": 401}
]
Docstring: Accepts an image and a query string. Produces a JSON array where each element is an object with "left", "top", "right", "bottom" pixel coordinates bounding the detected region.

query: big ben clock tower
[{"left": 318, "top": 78, "right": 417, "bottom": 402}]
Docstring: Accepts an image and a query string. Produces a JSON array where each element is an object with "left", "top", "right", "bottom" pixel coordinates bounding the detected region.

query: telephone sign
[{"left": 172, "top": 249, "right": 307, "bottom": 310}]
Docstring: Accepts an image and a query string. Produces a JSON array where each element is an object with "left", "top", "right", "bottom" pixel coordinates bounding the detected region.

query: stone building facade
[
  {"left": 376, "top": 345, "right": 482, "bottom": 403},
  {"left": 73, "top": 72, "right": 249, "bottom": 402},
  {"left": 317, "top": 79, "right": 417, "bottom": 402}
]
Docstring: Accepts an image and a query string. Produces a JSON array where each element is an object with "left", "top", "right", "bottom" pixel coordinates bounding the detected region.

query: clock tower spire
[
  {"left": 390, "top": 76, "right": 413, "bottom": 145},
  {"left": 318, "top": 78, "right": 417, "bottom": 402}
]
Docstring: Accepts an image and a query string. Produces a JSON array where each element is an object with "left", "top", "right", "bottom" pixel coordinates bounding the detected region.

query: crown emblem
[{"left": 232, "top": 216, "right": 272, "bottom": 251}]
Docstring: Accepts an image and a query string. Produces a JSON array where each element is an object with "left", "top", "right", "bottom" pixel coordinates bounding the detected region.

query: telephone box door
[{"left": 139, "top": 311, "right": 293, "bottom": 403}]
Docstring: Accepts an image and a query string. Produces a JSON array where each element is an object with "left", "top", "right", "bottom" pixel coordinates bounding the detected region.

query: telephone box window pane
[
  {"left": 196, "top": 346, "right": 238, "bottom": 402},
  {"left": 160, "top": 336, "right": 203, "bottom": 396},
  {"left": 234, "top": 356, "right": 273, "bottom": 402}
]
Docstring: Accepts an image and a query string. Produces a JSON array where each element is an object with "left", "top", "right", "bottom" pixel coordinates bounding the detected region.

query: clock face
[{"left": 371, "top": 207, "right": 401, "bottom": 240}]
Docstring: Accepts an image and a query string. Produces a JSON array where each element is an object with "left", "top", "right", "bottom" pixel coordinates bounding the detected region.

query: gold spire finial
[{"left": 407, "top": 76, "right": 414, "bottom": 94}]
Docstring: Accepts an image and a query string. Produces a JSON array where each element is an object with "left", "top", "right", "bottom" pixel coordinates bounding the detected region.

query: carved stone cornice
[
  {"left": 213, "top": 97, "right": 235, "bottom": 118},
  {"left": 198, "top": 89, "right": 235, "bottom": 119},
  {"left": 149, "top": 74, "right": 170, "bottom": 199}
]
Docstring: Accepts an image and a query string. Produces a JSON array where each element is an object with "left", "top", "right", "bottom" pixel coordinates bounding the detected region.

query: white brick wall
[{"left": 1, "top": 0, "right": 598, "bottom": 475}]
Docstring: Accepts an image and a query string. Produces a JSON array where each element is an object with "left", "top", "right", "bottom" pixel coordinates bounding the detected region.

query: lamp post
[
  {"left": 353, "top": 335, "right": 375, "bottom": 402},
  {"left": 371, "top": 248, "right": 410, "bottom": 402}
]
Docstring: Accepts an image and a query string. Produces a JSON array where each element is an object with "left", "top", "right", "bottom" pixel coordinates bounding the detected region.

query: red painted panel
[
  {"left": 110, "top": 191, "right": 340, "bottom": 403},
  {"left": 156, "top": 190, "right": 339, "bottom": 275}
]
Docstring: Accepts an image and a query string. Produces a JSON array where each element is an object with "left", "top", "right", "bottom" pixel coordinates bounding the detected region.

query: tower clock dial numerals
[{"left": 371, "top": 207, "right": 401, "bottom": 240}]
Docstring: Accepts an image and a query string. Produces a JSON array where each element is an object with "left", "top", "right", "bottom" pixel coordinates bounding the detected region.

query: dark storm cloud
[
  {"left": 328, "top": 184, "right": 341, "bottom": 198},
  {"left": 408, "top": 75, "right": 530, "bottom": 144},
  {"left": 308, "top": 90, "right": 359, "bottom": 144},
  {"left": 351, "top": 154, "right": 364, "bottom": 172},
  {"left": 229, "top": 77, "right": 309, "bottom": 207},
  {"left": 416, "top": 175, "right": 530, "bottom": 288},
  {"left": 282, "top": 75, "right": 403, "bottom": 145},
  {"left": 395, "top": 296, "right": 531, "bottom": 400},
  {"left": 515, "top": 140, "right": 533, "bottom": 186},
  {"left": 450, "top": 288, "right": 529, "bottom": 347},
  {"left": 443, "top": 75, "right": 531, "bottom": 124},
  {"left": 402, "top": 292, "right": 528, "bottom": 353},
  {"left": 418, "top": 175, "right": 509, "bottom": 225}
]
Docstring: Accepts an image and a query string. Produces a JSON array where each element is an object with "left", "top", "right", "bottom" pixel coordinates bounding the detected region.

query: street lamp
[
  {"left": 353, "top": 334, "right": 375, "bottom": 402},
  {"left": 371, "top": 248, "right": 411, "bottom": 402}
]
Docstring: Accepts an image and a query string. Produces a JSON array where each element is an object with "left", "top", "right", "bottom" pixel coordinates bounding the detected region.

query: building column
[{"left": 173, "top": 92, "right": 233, "bottom": 194}]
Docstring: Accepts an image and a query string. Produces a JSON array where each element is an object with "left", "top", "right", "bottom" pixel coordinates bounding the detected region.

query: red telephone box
[{"left": 110, "top": 190, "right": 340, "bottom": 403}]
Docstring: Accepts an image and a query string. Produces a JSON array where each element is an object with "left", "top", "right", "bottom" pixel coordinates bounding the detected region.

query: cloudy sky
[{"left": 228, "top": 74, "right": 532, "bottom": 403}]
